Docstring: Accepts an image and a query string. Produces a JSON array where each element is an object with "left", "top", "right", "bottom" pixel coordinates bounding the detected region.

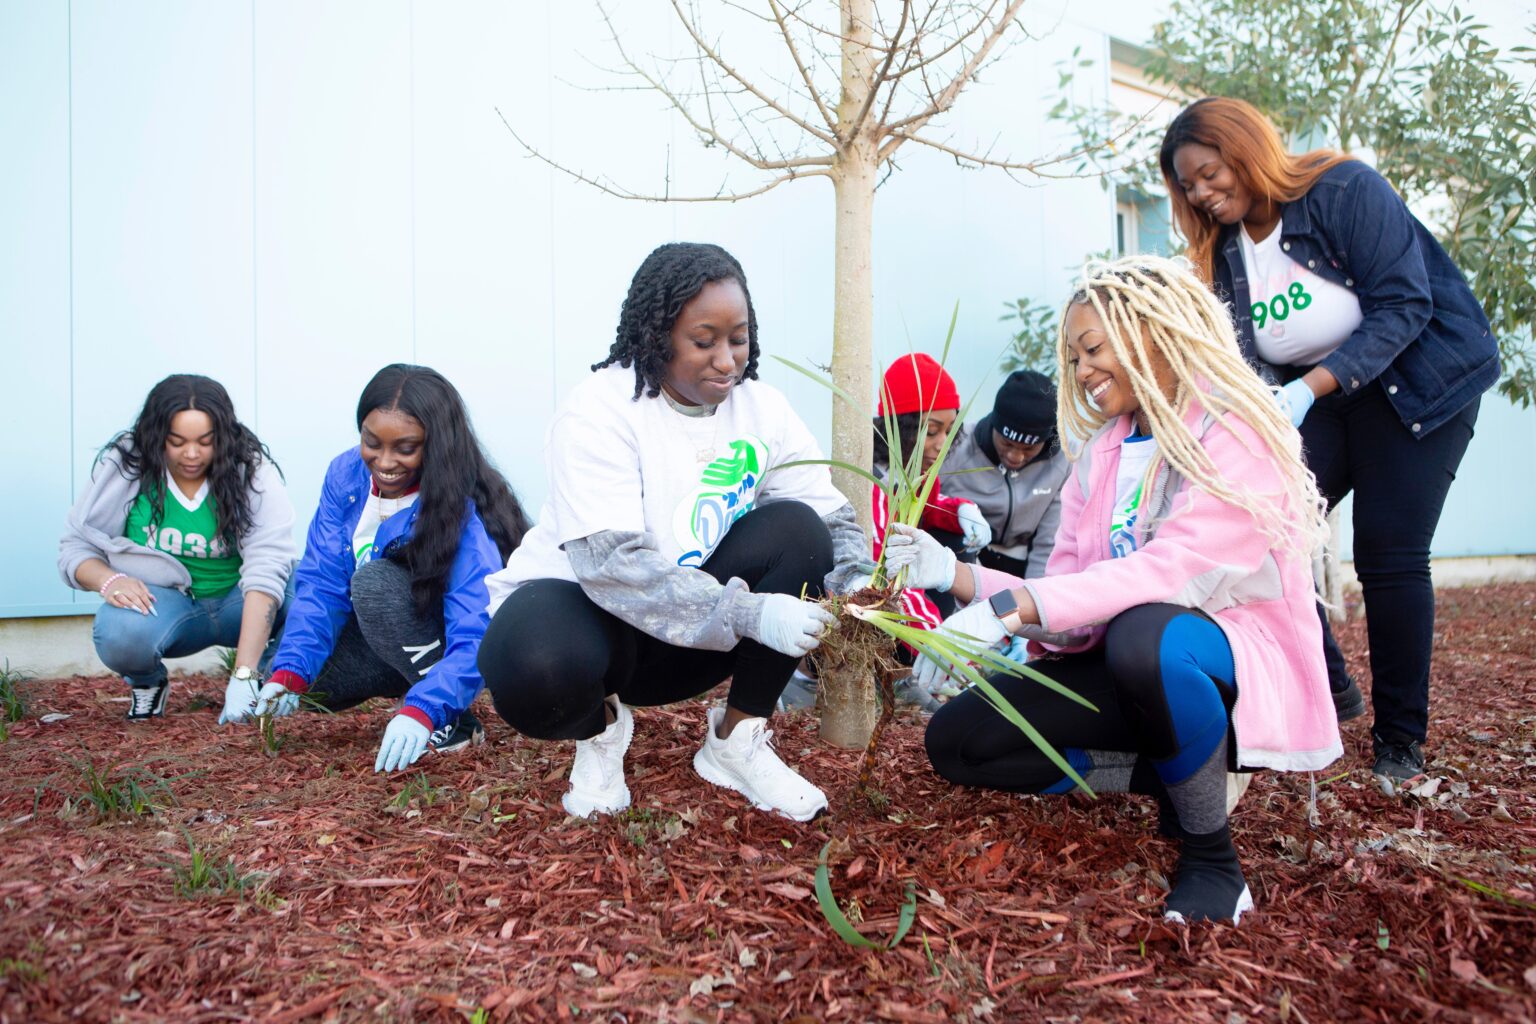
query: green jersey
[{"left": 124, "top": 475, "right": 243, "bottom": 598}]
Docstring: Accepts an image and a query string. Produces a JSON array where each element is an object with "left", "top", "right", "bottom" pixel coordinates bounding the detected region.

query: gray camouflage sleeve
[{"left": 565, "top": 530, "right": 766, "bottom": 651}]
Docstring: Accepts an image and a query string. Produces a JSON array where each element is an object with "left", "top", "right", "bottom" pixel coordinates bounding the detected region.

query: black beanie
[{"left": 987, "top": 370, "right": 1056, "bottom": 445}]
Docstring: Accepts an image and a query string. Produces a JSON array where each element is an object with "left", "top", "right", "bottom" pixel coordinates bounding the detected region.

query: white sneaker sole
[
  {"left": 1163, "top": 884, "right": 1254, "bottom": 927},
  {"left": 692, "top": 745, "right": 828, "bottom": 823},
  {"left": 561, "top": 703, "right": 633, "bottom": 818}
]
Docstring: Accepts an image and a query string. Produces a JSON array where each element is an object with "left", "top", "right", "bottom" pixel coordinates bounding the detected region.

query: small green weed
[
  {"left": 388, "top": 772, "right": 443, "bottom": 811},
  {"left": 0, "top": 662, "right": 29, "bottom": 742},
  {"left": 0, "top": 952, "right": 46, "bottom": 984},
  {"left": 68, "top": 757, "right": 174, "bottom": 820},
  {"left": 169, "top": 833, "right": 274, "bottom": 904}
]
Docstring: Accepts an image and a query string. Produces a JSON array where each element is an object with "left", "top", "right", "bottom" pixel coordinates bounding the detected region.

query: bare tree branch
[
  {"left": 768, "top": 0, "right": 839, "bottom": 135},
  {"left": 496, "top": 107, "right": 831, "bottom": 202},
  {"left": 846, "top": 0, "right": 910, "bottom": 141},
  {"left": 666, "top": 0, "right": 839, "bottom": 146},
  {"left": 881, "top": 0, "right": 1027, "bottom": 136}
]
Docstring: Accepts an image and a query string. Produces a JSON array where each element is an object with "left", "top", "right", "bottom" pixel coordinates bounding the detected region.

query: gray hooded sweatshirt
[{"left": 59, "top": 447, "right": 298, "bottom": 600}]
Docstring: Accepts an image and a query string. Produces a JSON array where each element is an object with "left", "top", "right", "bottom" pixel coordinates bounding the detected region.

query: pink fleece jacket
[{"left": 971, "top": 403, "right": 1341, "bottom": 773}]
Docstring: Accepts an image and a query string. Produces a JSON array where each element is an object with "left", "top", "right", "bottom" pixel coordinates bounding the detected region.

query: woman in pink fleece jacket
[{"left": 892, "top": 256, "right": 1341, "bottom": 927}]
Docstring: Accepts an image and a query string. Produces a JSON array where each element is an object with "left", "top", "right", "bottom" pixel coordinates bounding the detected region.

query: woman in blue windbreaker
[
  {"left": 242, "top": 364, "right": 530, "bottom": 772},
  {"left": 1161, "top": 97, "right": 1499, "bottom": 792}
]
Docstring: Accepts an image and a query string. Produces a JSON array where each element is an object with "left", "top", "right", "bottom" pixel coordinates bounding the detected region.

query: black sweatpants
[
  {"left": 1301, "top": 380, "right": 1479, "bottom": 746},
  {"left": 477, "top": 501, "right": 834, "bottom": 741},
  {"left": 307, "top": 559, "right": 447, "bottom": 710}
]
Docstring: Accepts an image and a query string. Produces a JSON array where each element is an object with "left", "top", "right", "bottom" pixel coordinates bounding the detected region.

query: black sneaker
[
  {"left": 1331, "top": 675, "right": 1366, "bottom": 722},
  {"left": 1372, "top": 736, "right": 1426, "bottom": 795},
  {"left": 429, "top": 710, "right": 485, "bottom": 754},
  {"left": 125, "top": 681, "right": 170, "bottom": 721},
  {"left": 1164, "top": 823, "right": 1253, "bottom": 926}
]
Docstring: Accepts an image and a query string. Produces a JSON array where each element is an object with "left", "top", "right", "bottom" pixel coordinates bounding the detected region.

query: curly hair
[
  {"left": 103, "top": 374, "right": 276, "bottom": 549},
  {"left": 593, "top": 242, "right": 761, "bottom": 400},
  {"left": 356, "top": 365, "right": 531, "bottom": 619}
]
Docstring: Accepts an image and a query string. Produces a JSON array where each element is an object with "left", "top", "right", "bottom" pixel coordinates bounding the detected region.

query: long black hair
[
  {"left": 103, "top": 374, "right": 274, "bottom": 548},
  {"left": 356, "top": 364, "right": 530, "bottom": 618},
  {"left": 592, "top": 242, "right": 761, "bottom": 400}
]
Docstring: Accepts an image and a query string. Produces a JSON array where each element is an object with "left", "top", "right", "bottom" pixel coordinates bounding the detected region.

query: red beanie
[{"left": 878, "top": 354, "right": 960, "bottom": 416}]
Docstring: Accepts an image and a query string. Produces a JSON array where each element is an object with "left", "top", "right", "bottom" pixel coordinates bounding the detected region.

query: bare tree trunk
[
  {"left": 827, "top": 0, "right": 878, "bottom": 528},
  {"left": 818, "top": 0, "right": 883, "bottom": 749}
]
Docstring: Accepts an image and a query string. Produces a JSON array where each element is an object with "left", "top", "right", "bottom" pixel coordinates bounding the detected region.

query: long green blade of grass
[{"left": 815, "top": 841, "right": 918, "bottom": 951}]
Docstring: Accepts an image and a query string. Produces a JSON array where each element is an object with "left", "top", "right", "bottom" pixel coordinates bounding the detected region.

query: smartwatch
[{"left": 988, "top": 589, "right": 1022, "bottom": 633}]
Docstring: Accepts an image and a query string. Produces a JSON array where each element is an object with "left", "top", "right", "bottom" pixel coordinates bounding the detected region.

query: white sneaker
[
  {"left": 562, "top": 696, "right": 632, "bottom": 817},
  {"left": 692, "top": 706, "right": 828, "bottom": 822}
]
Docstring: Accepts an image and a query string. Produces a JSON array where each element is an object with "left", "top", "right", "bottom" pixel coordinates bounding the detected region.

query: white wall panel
[
  {"left": 69, "top": 0, "right": 256, "bottom": 467},
  {"left": 411, "top": 0, "right": 558, "bottom": 510},
  {"left": 252, "top": 0, "right": 414, "bottom": 527},
  {"left": 0, "top": 0, "right": 75, "bottom": 614}
]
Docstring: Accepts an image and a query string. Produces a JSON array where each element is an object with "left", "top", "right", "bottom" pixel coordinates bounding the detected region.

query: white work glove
[
  {"left": 218, "top": 673, "right": 262, "bottom": 726},
  {"left": 252, "top": 680, "right": 300, "bottom": 719},
  {"left": 956, "top": 502, "right": 992, "bottom": 554},
  {"left": 1277, "top": 378, "right": 1316, "bottom": 428},
  {"left": 912, "top": 601, "right": 1012, "bottom": 693},
  {"left": 375, "top": 714, "right": 432, "bottom": 773},
  {"left": 883, "top": 523, "right": 958, "bottom": 592},
  {"left": 751, "top": 593, "right": 836, "bottom": 657}
]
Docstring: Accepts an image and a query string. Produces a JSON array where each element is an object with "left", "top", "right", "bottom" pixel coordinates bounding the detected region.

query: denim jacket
[
  {"left": 270, "top": 449, "right": 502, "bottom": 729},
  {"left": 1213, "top": 160, "right": 1498, "bottom": 438}
]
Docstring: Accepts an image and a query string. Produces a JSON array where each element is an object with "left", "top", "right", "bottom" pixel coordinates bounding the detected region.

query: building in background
[{"left": 2, "top": 1, "right": 1531, "bottom": 674}]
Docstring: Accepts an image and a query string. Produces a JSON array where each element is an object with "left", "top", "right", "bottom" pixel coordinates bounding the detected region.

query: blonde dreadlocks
[{"left": 1055, "top": 255, "right": 1330, "bottom": 558}]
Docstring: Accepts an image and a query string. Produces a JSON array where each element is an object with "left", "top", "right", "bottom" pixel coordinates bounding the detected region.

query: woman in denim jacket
[{"left": 1160, "top": 97, "right": 1498, "bottom": 791}]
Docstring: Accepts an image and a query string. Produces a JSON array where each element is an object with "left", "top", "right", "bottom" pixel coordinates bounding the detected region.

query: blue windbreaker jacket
[
  {"left": 1213, "top": 160, "right": 1498, "bottom": 437},
  {"left": 270, "top": 449, "right": 502, "bottom": 729}
]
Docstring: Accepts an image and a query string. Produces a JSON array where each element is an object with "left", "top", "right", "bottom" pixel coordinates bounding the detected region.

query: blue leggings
[{"left": 925, "top": 604, "right": 1235, "bottom": 797}]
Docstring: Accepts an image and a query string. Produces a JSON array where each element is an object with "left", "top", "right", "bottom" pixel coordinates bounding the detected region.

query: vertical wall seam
[
  {"left": 67, "top": 0, "right": 75, "bottom": 604},
  {"left": 251, "top": 0, "right": 259, "bottom": 427},
  {"left": 409, "top": 0, "right": 417, "bottom": 361}
]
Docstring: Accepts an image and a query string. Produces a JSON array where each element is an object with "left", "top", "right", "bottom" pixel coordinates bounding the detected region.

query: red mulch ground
[{"left": 2, "top": 584, "right": 1533, "bottom": 1023}]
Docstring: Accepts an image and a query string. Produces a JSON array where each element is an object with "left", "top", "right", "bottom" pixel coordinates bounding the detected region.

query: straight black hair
[{"left": 356, "top": 364, "right": 529, "bottom": 618}]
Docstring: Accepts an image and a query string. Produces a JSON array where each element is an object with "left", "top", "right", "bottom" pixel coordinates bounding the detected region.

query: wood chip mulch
[{"left": 2, "top": 583, "right": 1533, "bottom": 1023}]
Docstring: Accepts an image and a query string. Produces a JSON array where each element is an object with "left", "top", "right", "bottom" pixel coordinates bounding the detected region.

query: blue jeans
[{"left": 92, "top": 582, "right": 292, "bottom": 688}]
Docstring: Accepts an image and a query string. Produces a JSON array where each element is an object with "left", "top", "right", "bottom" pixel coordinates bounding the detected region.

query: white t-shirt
[
  {"left": 487, "top": 364, "right": 847, "bottom": 606},
  {"left": 351, "top": 487, "right": 420, "bottom": 566},
  {"left": 1239, "top": 223, "right": 1363, "bottom": 367},
  {"left": 1109, "top": 433, "right": 1158, "bottom": 559}
]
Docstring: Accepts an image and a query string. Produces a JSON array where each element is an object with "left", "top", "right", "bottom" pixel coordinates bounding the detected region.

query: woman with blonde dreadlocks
[{"left": 905, "top": 256, "right": 1340, "bottom": 926}]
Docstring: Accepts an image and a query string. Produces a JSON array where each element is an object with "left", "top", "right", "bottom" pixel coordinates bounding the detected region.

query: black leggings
[
  {"left": 1301, "top": 381, "right": 1479, "bottom": 745},
  {"left": 478, "top": 501, "right": 833, "bottom": 741},
  {"left": 926, "top": 604, "right": 1237, "bottom": 833},
  {"left": 308, "top": 559, "right": 446, "bottom": 711}
]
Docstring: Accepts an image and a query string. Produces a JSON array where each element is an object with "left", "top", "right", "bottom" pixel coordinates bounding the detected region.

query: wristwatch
[
  {"left": 988, "top": 589, "right": 1023, "bottom": 634},
  {"left": 233, "top": 666, "right": 262, "bottom": 683}
]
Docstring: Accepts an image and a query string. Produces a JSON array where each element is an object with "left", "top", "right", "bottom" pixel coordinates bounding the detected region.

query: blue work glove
[
  {"left": 751, "top": 594, "right": 837, "bottom": 657},
  {"left": 883, "top": 523, "right": 957, "bottom": 592},
  {"left": 1001, "top": 635, "right": 1030, "bottom": 664},
  {"left": 218, "top": 673, "right": 262, "bottom": 726},
  {"left": 956, "top": 502, "right": 992, "bottom": 554},
  {"left": 911, "top": 601, "right": 1011, "bottom": 693},
  {"left": 1277, "top": 378, "right": 1316, "bottom": 428},
  {"left": 375, "top": 714, "right": 432, "bottom": 773},
  {"left": 251, "top": 681, "right": 299, "bottom": 719}
]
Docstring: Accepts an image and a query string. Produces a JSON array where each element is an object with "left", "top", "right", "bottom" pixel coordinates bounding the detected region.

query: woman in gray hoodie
[{"left": 58, "top": 375, "right": 297, "bottom": 722}]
